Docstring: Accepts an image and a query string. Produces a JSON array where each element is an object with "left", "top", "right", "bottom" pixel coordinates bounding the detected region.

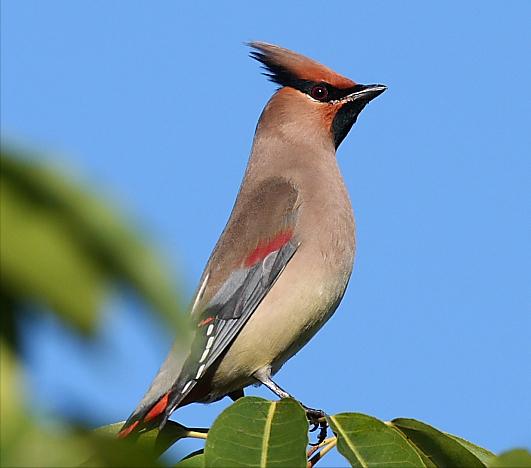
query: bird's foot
[{"left": 304, "top": 406, "right": 328, "bottom": 446}]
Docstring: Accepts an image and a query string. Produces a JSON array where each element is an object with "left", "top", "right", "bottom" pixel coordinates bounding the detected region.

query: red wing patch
[{"left": 244, "top": 230, "right": 294, "bottom": 267}]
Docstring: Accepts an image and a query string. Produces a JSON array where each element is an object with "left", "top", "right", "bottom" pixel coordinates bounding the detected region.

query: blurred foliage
[
  {"left": 0, "top": 145, "right": 186, "bottom": 466},
  {"left": 0, "top": 146, "right": 186, "bottom": 340},
  {"left": 1, "top": 329, "right": 163, "bottom": 467},
  {"left": 1, "top": 145, "right": 529, "bottom": 467},
  {"left": 95, "top": 420, "right": 196, "bottom": 459},
  {"left": 489, "top": 449, "right": 531, "bottom": 467}
]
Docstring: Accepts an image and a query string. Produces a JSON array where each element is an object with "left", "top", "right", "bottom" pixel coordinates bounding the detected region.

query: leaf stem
[{"left": 184, "top": 428, "right": 209, "bottom": 439}]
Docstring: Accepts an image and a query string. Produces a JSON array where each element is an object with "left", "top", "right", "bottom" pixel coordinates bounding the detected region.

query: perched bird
[{"left": 119, "top": 42, "right": 386, "bottom": 439}]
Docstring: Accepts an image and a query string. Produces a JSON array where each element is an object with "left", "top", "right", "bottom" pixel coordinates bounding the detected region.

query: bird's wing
[{"left": 119, "top": 177, "right": 301, "bottom": 436}]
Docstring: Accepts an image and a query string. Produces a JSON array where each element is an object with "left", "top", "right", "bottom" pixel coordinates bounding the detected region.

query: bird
[{"left": 118, "top": 41, "right": 386, "bottom": 440}]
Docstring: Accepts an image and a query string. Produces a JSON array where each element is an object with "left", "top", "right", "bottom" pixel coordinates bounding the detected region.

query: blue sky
[{"left": 2, "top": 1, "right": 530, "bottom": 465}]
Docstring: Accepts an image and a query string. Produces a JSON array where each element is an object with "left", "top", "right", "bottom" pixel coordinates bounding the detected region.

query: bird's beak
[
  {"left": 331, "top": 84, "right": 387, "bottom": 148},
  {"left": 342, "top": 84, "right": 387, "bottom": 104}
]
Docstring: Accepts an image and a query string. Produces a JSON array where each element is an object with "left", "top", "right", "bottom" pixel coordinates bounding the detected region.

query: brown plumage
[{"left": 119, "top": 41, "right": 386, "bottom": 440}]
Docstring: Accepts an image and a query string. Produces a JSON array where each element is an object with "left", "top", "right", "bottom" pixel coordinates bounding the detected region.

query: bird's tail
[
  {"left": 117, "top": 390, "right": 173, "bottom": 438},
  {"left": 117, "top": 341, "right": 194, "bottom": 438}
]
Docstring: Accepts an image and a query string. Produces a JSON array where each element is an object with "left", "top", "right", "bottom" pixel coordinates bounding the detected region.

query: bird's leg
[
  {"left": 253, "top": 368, "right": 328, "bottom": 445},
  {"left": 254, "top": 369, "right": 291, "bottom": 398}
]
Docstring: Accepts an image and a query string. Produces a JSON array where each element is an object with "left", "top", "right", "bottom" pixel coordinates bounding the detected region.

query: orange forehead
[{"left": 289, "top": 60, "right": 356, "bottom": 88}]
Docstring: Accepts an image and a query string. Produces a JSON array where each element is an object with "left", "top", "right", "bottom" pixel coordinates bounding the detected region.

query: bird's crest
[{"left": 249, "top": 41, "right": 355, "bottom": 90}]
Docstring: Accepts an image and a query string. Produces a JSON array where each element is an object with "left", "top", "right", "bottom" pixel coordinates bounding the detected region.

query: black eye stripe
[{"left": 295, "top": 81, "right": 364, "bottom": 102}]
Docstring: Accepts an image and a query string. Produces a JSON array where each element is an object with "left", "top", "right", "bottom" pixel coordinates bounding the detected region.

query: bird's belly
[{"left": 209, "top": 246, "right": 353, "bottom": 395}]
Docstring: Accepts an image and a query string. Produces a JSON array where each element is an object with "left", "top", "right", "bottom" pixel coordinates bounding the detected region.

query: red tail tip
[
  {"left": 144, "top": 392, "right": 170, "bottom": 423},
  {"left": 117, "top": 420, "right": 139, "bottom": 439}
]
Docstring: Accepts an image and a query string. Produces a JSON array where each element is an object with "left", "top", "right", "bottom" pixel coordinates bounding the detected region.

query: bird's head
[{"left": 249, "top": 42, "right": 386, "bottom": 149}]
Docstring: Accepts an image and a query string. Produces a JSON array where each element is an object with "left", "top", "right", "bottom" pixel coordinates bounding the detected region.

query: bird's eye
[{"left": 310, "top": 85, "right": 329, "bottom": 101}]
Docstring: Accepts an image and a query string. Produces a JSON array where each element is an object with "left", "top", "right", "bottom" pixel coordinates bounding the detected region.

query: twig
[
  {"left": 307, "top": 438, "right": 337, "bottom": 467},
  {"left": 307, "top": 437, "right": 336, "bottom": 458}
]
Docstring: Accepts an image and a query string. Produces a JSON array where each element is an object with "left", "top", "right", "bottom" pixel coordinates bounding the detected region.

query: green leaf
[
  {"left": 445, "top": 433, "right": 495, "bottom": 465},
  {"left": 205, "top": 397, "right": 308, "bottom": 468},
  {"left": 490, "top": 449, "right": 531, "bottom": 467},
  {"left": 95, "top": 420, "right": 191, "bottom": 457},
  {"left": 328, "top": 413, "right": 428, "bottom": 467},
  {"left": 175, "top": 450, "right": 205, "bottom": 467},
  {"left": 391, "top": 418, "right": 485, "bottom": 467}
]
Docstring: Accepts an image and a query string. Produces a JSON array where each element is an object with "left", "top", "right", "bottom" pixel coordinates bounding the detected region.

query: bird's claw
[
  {"left": 310, "top": 420, "right": 328, "bottom": 446},
  {"left": 305, "top": 407, "right": 328, "bottom": 446}
]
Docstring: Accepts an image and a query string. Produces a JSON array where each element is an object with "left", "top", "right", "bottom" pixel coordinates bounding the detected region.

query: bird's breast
[{"left": 210, "top": 170, "right": 355, "bottom": 393}]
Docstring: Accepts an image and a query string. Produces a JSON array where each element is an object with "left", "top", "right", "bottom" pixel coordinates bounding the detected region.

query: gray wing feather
[
  {"left": 203, "top": 239, "right": 298, "bottom": 367},
  {"left": 164, "top": 239, "right": 299, "bottom": 416}
]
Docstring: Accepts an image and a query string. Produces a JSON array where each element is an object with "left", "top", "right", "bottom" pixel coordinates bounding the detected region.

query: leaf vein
[
  {"left": 331, "top": 416, "right": 369, "bottom": 468},
  {"left": 260, "top": 401, "right": 276, "bottom": 467}
]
